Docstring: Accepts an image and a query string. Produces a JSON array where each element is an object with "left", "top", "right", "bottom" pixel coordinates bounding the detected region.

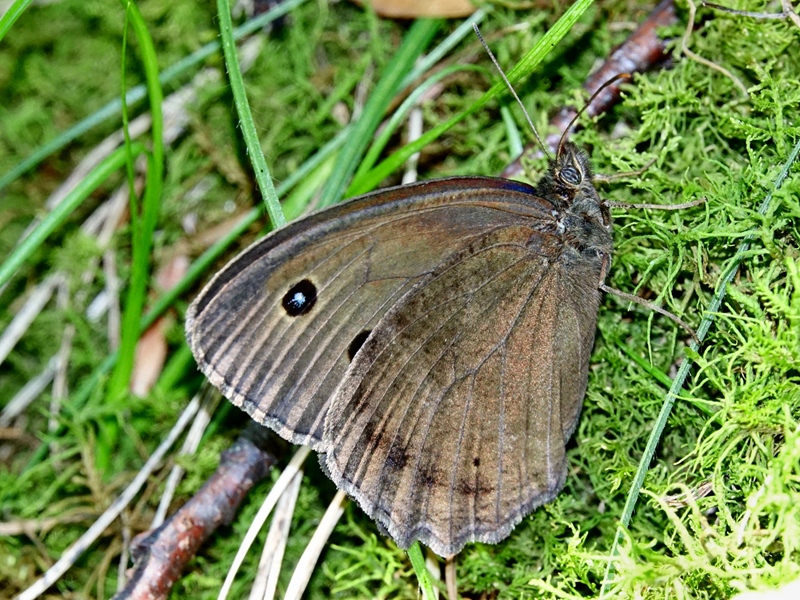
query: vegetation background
[{"left": 0, "top": 0, "right": 798, "bottom": 598}]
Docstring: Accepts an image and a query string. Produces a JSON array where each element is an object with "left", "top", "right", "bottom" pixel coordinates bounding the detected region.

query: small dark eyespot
[
  {"left": 347, "top": 330, "right": 371, "bottom": 361},
  {"left": 385, "top": 445, "right": 409, "bottom": 471},
  {"left": 282, "top": 280, "right": 317, "bottom": 316},
  {"left": 560, "top": 165, "right": 582, "bottom": 186},
  {"left": 473, "top": 457, "right": 480, "bottom": 467}
]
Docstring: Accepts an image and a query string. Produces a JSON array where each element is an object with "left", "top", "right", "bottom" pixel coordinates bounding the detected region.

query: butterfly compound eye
[{"left": 560, "top": 165, "right": 582, "bottom": 186}]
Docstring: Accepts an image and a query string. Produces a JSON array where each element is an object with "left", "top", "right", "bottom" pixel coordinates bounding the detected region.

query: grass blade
[
  {"left": 0, "top": 143, "right": 145, "bottom": 290},
  {"left": 217, "top": 0, "right": 285, "bottom": 228},
  {"left": 318, "top": 18, "right": 442, "bottom": 208},
  {"left": 106, "top": 0, "right": 165, "bottom": 409},
  {"left": 0, "top": 0, "right": 33, "bottom": 43},
  {"left": 348, "top": 0, "right": 595, "bottom": 196}
]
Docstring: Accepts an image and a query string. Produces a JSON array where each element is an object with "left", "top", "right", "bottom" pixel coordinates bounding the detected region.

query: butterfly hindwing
[{"left": 323, "top": 225, "right": 604, "bottom": 556}]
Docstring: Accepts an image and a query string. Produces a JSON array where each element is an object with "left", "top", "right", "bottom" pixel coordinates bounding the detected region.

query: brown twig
[
  {"left": 114, "top": 424, "right": 281, "bottom": 600},
  {"left": 502, "top": 0, "right": 678, "bottom": 178}
]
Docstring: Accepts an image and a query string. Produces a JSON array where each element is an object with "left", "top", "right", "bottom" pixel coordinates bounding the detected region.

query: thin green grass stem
[
  {"left": 217, "top": 0, "right": 285, "bottom": 228},
  {"left": 353, "top": 64, "right": 489, "bottom": 183},
  {"left": 405, "top": 9, "right": 487, "bottom": 85},
  {"left": 120, "top": 6, "right": 138, "bottom": 232},
  {"left": 0, "top": 143, "right": 145, "bottom": 289},
  {"left": 407, "top": 542, "right": 437, "bottom": 600},
  {"left": 0, "top": 0, "right": 33, "bottom": 43},
  {"left": 600, "top": 136, "right": 800, "bottom": 596},
  {"left": 106, "top": 1, "right": 165, "bottom": 414},
  {"left": 348, "top": 0, "right": 595, "bottom": 196},
  {"left": 318, "top": 18, "right": 442, "bottom": 208},
  {"left": 604, "top": 331, "right": 673, "bottom": 388},
  {"left": 0, "top": 0, "right": 307, "bottom": 192},
  {"left": 500, "top": 104, "right": 524, "bottom": 159},
  {"left": 345, "top": 9, "right": 489, "bottom": 195}
]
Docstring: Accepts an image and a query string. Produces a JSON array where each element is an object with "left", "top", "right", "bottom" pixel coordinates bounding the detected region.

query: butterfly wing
[
  {"left": 323, "top": 226, "right": 604, "bottom": 556},
  {"left": 186, "top": 177, "right": 555, "bottom": 450}
]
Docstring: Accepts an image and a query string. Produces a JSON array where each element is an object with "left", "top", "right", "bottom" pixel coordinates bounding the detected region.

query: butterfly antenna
[
  {"left": 473, "top": 24, "right": 550, "bottom": 159},
  {"left": 556, "top": 72, "right": 633, "bottom": 158}
]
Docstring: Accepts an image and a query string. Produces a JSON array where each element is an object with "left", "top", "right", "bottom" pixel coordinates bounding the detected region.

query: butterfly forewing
[{"left": 186, "top": 178, "right": 555, "bottom": 450}]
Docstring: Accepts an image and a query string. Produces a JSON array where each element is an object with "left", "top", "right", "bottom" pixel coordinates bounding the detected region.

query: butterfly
[{"left": 185, "top": 141, "right": 612, "bottom": 556}]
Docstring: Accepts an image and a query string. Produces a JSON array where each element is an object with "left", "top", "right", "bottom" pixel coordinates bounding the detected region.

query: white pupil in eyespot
[{"left": 290, "top": 292, "right": 306, "bottom": 308}]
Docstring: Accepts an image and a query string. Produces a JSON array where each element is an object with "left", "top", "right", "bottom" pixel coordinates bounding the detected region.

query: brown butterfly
[{"left": 185, "top": 141, "right": 612, "bottom": 556}]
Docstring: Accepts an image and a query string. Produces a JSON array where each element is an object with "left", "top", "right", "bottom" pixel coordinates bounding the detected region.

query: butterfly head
[
  {"left": 542, "top": 141, "right": 607, "bottom": 222},
  {"left": 542, "top": 142, "right": 613, "bottom": 280},
  {"left": 539, "top": 142, "right": 594, "bottom": 206}
]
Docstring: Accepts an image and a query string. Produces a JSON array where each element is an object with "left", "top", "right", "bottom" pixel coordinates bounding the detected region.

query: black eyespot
[
  {"left": 347, "top": 329, "right": 371, "bottom": 361},
  {"left": 560, "top": 165, "right": 582, "bottom": 186},
  {"left": 281, "top": 280, "right": 317, "bottom": 316},
  {"left": 473, "top": 457, "right": 480, "bottom": 467}
]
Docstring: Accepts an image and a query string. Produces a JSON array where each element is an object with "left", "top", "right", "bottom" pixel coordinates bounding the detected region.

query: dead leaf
[{"left": 350, "top": 0, "right": 475, "bottom": 19}]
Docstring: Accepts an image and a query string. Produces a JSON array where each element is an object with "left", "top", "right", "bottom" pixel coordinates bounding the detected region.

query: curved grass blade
[
  {"left": 348, "top": 0, "right": 595, "bottom": 196},
  {"left": 217, "top": 0, "right": 285, "bottom": 228}
]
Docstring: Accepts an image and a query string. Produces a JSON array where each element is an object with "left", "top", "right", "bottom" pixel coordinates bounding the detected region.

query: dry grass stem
[
  {"left": 0, "top": 274, "right": 62, "bottom": 367},
  {"left": 683, "top": 0, "right": 749, "bottom": 98},
  {"left": 1, "top": 358, "right": 56, "bottom": 427},
  {"left": 445, "top": 555, "right": 458, "bottom": 600},
  {"left": 151, "top": 390, "right": 220, "bottom": 527},
  {"left": 218, "top": 445, "right": 312, "bottom": 600},
  {"left": 249, "top": 468, "right": 303, "bottom": 600},
  {"left": 283, "top": 489, "right": 348, "bottom": 600},
  {"left": 401, "top": 104, "right": 424, "bottom": 185},
  {"left": 16, "top": 395, "right": 200, "bottom": 600}
]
